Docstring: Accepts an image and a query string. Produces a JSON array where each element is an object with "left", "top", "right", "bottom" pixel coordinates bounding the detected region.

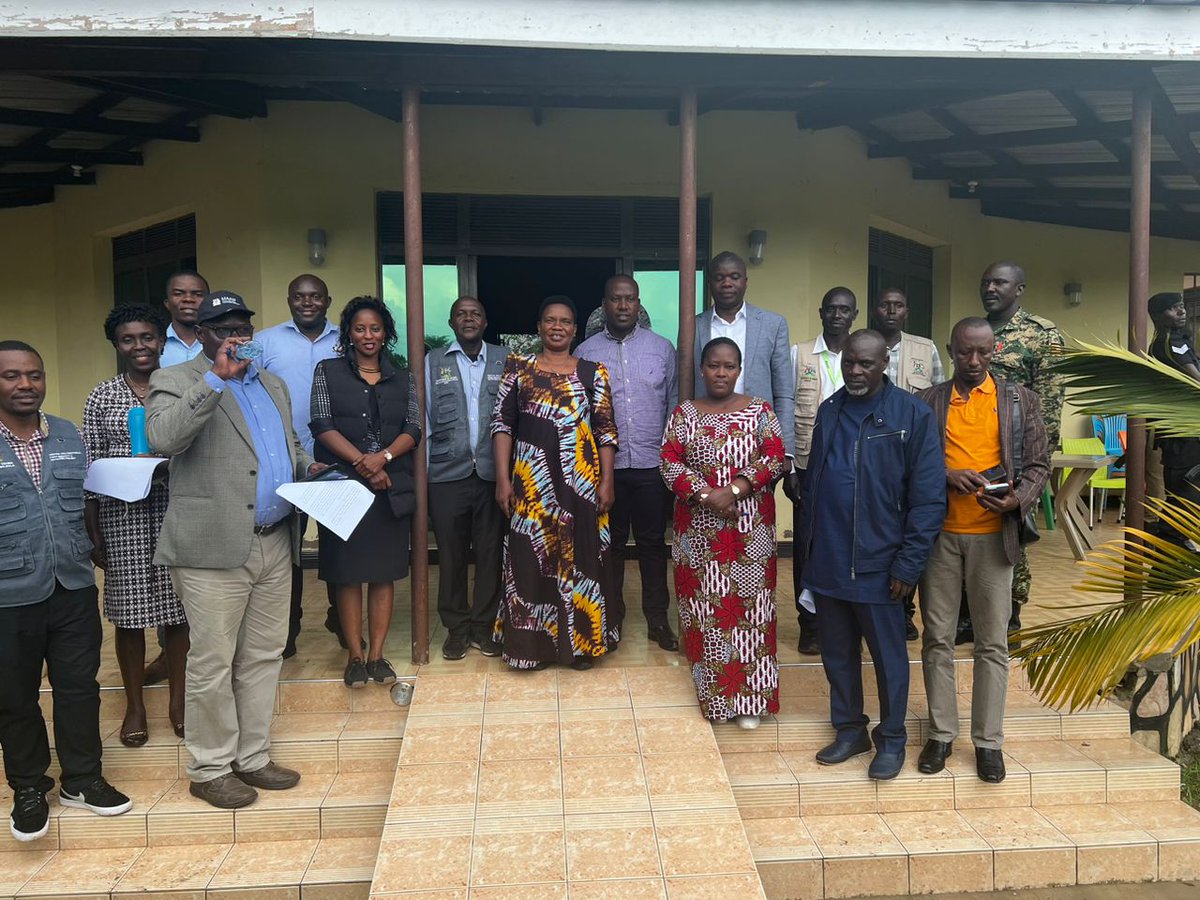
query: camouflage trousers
[{"left": 1011, "top": 546, "right": 1030, "bottom": 605}]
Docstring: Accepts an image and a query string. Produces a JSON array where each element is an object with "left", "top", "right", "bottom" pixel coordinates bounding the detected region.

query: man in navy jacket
[{"left": 797, "top": 330, "right": 946, "bottom": 780}]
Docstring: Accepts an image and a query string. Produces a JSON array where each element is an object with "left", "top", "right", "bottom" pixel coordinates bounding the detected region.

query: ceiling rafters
[
  {"left": 57, "top": 76, "right": 268, "bottom": 119},
  {"left": 0, "top": 107, "right": 201, "bottom": 141}
]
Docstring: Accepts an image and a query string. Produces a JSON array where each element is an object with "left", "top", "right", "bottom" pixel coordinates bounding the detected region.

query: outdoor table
[{"left": 1050, "top": 452, "right": 1119, "bottom": 560}]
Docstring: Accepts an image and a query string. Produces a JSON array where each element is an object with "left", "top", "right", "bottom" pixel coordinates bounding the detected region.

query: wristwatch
[
  {"left": 730, "top": 483, "right": 742, "bottom": 498},
  {"left": 382, "top": 450, "right": 394, "bottom": 462}
]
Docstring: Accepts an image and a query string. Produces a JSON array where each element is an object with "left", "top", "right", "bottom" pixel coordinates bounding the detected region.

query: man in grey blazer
[
  {"left": 694, "top": 251, "right": 796, "bottom": 459},
  {"left": 147, "top": 291, "right": 320, "bottom": 810}
]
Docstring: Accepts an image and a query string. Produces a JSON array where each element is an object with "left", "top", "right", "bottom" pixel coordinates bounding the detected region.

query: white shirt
[
  {"left": 813, "top": 333, "right": 844, "bottom": 400},
  {"left": 710, "top": 305, "right": 748, "bottom": 393}
]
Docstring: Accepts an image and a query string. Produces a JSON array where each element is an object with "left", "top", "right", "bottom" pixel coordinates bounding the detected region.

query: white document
[
  {"left": 83, "top": 457, "right": 168, "bottom": 503},
  {"left": 798, "top": 588, "right": 817, "bottom": 615},
  {"left": 277, "top": 479, "right": 374, "bottom": 541}
]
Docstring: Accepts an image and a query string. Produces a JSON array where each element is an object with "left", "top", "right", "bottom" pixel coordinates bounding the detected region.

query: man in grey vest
[
  {"left": 0, "top": 341, "right": 132, "bottom": 842},
  {"left": 426, "top": 296, "right": 507, "bottom": 661}
]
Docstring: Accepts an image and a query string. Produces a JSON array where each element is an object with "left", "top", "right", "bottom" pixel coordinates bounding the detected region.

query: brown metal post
[
  {"left": 403, "top": 85, "right": 430, "bottom": 665},
  {"left": 678, "top": 87, "right": 698, "bottom": 401},
  {"left": 1125, "top": 85, "right": 1152, "bottom": 540}
]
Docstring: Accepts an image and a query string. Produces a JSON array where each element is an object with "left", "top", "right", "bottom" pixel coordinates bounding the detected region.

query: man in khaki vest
[
  {"left": 873, "top": 288, "right": 944, "bottom": 394},
  {"left": 789, "top": 287, "right": 857, "bottom": 655}
]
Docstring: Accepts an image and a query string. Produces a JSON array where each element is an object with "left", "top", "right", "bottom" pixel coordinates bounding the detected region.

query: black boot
[{"left": 1008, "top": 600, "right": 1022, "bottom": 634}]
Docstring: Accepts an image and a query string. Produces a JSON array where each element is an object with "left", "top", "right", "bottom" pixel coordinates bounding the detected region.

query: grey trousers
[
  {"left": 920, "top": 531, "right": 1013, "bottom": 749},
  {"left": 172, "top": 529, "right": 291, "bottom": 782}
]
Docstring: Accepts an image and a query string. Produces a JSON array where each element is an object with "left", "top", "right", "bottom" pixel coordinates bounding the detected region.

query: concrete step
[
  {"left": 721, "top": 737, "right": 1181, "bottom": 821},
  {"left": 747, "top": 801, "right": 1200, "bottom": 899}
]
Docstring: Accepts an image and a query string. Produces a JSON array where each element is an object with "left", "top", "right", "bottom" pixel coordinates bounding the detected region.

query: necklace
[
  {"left": 123, "top": 373, "right": 150, "bottom": 400},
  {"left": 358, "top": 366, "right": 381, "bottom": 373}
]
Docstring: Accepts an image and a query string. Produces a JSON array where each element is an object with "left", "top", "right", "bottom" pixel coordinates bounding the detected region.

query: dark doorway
[{"left": 476, "top": 256, "right": 617, "bottom": 343}]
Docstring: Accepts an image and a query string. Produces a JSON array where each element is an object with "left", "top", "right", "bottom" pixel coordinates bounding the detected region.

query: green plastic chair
[{"left": 1061, "top": 436, "right": 1125, "bottom": 526}]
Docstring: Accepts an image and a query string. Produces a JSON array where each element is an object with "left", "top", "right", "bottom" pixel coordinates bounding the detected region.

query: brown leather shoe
[
  {"left": 189, "top": 774, "right": 257, "bottom": 809},
  {"left": 234, "top": 762, "right": 301, "bottom": 791}
]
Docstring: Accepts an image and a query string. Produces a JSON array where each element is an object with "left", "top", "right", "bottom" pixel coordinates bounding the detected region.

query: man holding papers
[{"left": 146, "top": 291, "right": 321, "bottom": 811}]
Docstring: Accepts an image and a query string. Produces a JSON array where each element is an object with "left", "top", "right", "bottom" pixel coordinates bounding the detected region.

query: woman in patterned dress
[
  {"left": 661, "top": 337, "right": 785, "bottom": 728},
  {"left": 83, "top": 305, "right": 189, "bottom": 747},
  {"left": 492, "top": 296, "right": 619, "bottom": 670}
]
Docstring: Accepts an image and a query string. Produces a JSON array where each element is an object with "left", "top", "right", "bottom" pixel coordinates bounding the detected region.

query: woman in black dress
[{"left": 310, "top": 297, "right": 421, "bottom": 688}]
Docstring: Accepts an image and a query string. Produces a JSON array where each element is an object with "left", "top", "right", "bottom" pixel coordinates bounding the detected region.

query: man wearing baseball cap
[{"left": 146, "top": 291, "right": 325, "bottom": 809}]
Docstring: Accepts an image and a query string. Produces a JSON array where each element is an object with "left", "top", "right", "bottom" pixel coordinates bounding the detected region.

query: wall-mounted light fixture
[
  {"left": 747, "top": 229, "right": 768, "bottom": 266},
  {"left": 1063, "top": 282, "right": 1083, "bottom": 307},
  {"left": 307, "top": 228, "right": 327, "bottom": 267}
]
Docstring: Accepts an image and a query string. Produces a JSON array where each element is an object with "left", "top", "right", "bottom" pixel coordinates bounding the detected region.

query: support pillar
[
  {"left": 403, "top": 84, "right": 430, "bottom": 665},
  {"left": 678, "top": 87, "right": 698, "bottom": 401},
  {"left": 1125, "top": 85, "right": 1152, "bottom": 542}
]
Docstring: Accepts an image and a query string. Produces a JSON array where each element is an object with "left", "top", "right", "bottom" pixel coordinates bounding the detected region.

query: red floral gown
[{"left": 660, "top": 398, "right": 785, "bottom": 721}]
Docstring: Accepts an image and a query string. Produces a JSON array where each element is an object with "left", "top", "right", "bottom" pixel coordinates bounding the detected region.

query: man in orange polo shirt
[{"left": 916, "top": 318, "right": 1049, "bottom": 784}]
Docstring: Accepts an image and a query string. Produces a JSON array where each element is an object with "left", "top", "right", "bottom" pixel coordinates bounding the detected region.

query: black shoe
[
  {"left": 59, "top": 777, "right": 132, "bottom": 816},
  {"left": 976, "top": 747, "right": 1006, "bottom": 783},
  {"left": 10, "top": 786, "right": 49, "bottom": 841},
  {"left": 1008, "top": 601, "right": 1022, "bottom": 634},
  {"left": 816, "top": 734, "right": 872, "bottom": 765},
  {"left": 442, "top": 633, "right": 468, "bottom": 661},
  {"left": 797, "top": 629, "right": 820, "bottom": 656},
  {"left": 366, "top": 658, "right": 397, "bottom": 685},
  {"left": 905, "top": 615, "right": 919, "bottom": 642},
  {"left": 343, "top": 657, "right": 368, "bottom": 688},
  {"left": 868, "top": 750, "right": 905, "bottom": 781},
  {"left": 647, "top": 623, "right": 679, "bottom": 652},
  {"left": 325, "top": 610, "right": 347, "bottom": 649},
  {"left": 917, "top": 739, "right": 953, "bottom": 774},
  {"left": 570, "top": 656, "right": 594, "bottom": 671},
  {"left": 470, "top": 635, "right": 502, "bottom": 657},
  {"left": 282, "top": 639, "right": 297, "bottom": 660},
  {"left": 954, "top": 619, "right": 975, "bottom": 646}
]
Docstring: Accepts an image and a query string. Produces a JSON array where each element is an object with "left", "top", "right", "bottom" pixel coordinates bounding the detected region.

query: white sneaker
[{"left": 735, "top": 715, "right": 760, "bottom": 730}]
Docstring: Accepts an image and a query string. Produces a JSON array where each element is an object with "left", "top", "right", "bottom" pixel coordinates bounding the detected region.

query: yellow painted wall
[{"left": 2, "top": 99, "right": 1197, "bottom": 440}]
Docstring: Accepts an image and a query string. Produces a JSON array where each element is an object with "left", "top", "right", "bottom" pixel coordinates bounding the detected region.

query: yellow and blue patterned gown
[{"left": 491, "top": 354, "right": 620, "bottom": 669}]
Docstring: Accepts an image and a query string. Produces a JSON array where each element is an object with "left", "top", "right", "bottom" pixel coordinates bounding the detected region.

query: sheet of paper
[
  {"left": 83, "top": 457, "right": 168, "bottom": 503},
  {"left": 277, "top": 479, "right": 374, "bottom": 541},
  {"left": 798, "top": 588, "right": 816, "bottom": 615}
]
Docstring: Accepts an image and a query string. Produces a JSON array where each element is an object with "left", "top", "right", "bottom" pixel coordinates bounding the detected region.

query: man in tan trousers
[
  {"left": 916, "top": 318, "right": 1049, "bottom": 784},
  {"left": 148, "top": 291, "right": 320, "bottom": 809}
]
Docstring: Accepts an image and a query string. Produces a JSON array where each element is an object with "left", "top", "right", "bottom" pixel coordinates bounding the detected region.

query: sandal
[{"left": 120, "top": 710, "right": 149, "bottom": 747}]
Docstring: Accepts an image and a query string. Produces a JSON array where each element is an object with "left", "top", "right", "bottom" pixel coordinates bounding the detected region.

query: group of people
[{"left": 1, "top": 248, "right": 1074, "bottom": 841}]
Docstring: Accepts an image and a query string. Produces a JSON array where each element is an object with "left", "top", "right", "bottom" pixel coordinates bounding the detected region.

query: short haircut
[
  {"left": 707, "top": 251, "right": 746, "bottom": 277},
  {"left": 986, "top": 261, "right": 1026, "bottom": 285},
  {"left": 950, "top": 316, "right": 995, "bottom": 347},
  {"left": 337, "top": 296, "right": 398, "bottom": 354},
  {"left": 1148, "top": 292, "right": 1184, "bottom": 316},
  {"left": 288, "top": 273, "right": 328, "bottom": 295},
  {"left": 450, "top": 295, "right": 485, "bottom": 316},
  {"left": 876, "top": 287, "right": 907, "bottom": 303},
  {"left": 701, "top": 336, "right": 742, "bottom": 366},
  {"left": 0, "top": 340, "right": 42, "bottom": 362},
  {"left": 165, "top": 269, "right": 209, "bottom": 292},
  {"left": 821, "top": 287, "right": 857, "bottom": 308},
  {"left": 538, "top": 295, "right": 576, "bottom": 319},
  {"left": 845, "top": 328, "right": 887, "bottom": 357},
  {"left": 104, "top": 304, "right": 166, "bottom": 343},
  {"left": 603, "top": 274, "right": 639, "bottom": 296}
]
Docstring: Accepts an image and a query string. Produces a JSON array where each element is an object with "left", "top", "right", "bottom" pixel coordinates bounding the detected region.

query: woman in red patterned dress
[{"left": 661, "top": 337, "right": 785, "bottom": 728}]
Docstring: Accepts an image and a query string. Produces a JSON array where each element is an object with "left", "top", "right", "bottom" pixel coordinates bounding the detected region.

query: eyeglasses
[{"left": 202, "top": 324, "right": 254, "bottom": 339}]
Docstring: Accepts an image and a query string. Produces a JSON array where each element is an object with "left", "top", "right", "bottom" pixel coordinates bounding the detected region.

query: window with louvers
[
  {"left": 376, "top": 193, "right": 710, "bottom": 262},
  {"left": 867, "top": 228, "right": 935, "bottom": 339},
  {"left": 112, "top": 214, "right": 198, "bottom": 308}
]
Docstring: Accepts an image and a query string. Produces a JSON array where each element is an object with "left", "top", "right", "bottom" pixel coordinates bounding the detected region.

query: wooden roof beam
[
  {"left": 0, "top": 186, "right": 54, "bottom": 208},
  {"left": 910, "top": 160, "right": 1189, "bottom": 181},
  {"left": 0, "top": 107, "right": 200, "bottom": 141},
  {"left": 980, "top": 199, "right": 1200, "bottom": 242},
  {"left": 57, "top": 76, "right": 268, "bottom": 119},
  {"left": 0, "top": 147, "right": 143, "bottom": 165},
  {"left": 0, "top": 172, "right": 96, "bottom": 188},
  {"left": 951, "top": 184, "right": 1200, "bottom": 204}
]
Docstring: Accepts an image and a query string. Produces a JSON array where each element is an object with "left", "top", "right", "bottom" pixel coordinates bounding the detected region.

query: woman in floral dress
[
  {"left": 492, "top": 296, "right": 620, "bottom": 670},
  {"left": 661, "top": 337, "right": 785, "bottom": 728}
]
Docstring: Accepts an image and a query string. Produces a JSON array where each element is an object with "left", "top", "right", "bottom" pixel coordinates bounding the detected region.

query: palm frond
[
  {"left": 1013, "top": 497, "right": 1200, "bottom": 710},
  {"left": 1057, "top": 339, "right": 1200, "bottom": 438}
]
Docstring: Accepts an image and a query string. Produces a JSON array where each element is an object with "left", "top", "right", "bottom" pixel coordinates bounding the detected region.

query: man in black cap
[
  {"left": 147, "top": 291, "right": 321, "bottom": 810},
  {"left": 1148, "top": 292, "right": 1200, "bottom": 544}
]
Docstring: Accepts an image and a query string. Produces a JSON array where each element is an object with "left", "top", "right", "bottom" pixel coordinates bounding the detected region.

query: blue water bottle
[{"left": 128, "top": 406, "right": 149, "bottom": 456}]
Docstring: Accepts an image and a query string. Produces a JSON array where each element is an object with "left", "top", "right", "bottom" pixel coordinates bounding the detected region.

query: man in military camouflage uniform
[{"left": 980, "top": 261, "right": 1065, "bottom": 632}]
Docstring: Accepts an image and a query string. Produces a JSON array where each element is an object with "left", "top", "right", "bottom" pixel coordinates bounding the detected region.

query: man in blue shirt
[
  {"left": 425, "top": 296, "right": 508, "bottom": 660},
  {"left": 158, "top": 270, "right": 209, "bottom": 367},
  {"left": 577, "top": 275, "right": 679, "bottom": 650},
  {"left": 147, "top": 291, "right": 321, "bottom": 810},
  {"left": 257, "top": 274, "right": 340, "bottom": 657},
  {"left": 797, "top": 330, "right": 945, "bottom": 782}
]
